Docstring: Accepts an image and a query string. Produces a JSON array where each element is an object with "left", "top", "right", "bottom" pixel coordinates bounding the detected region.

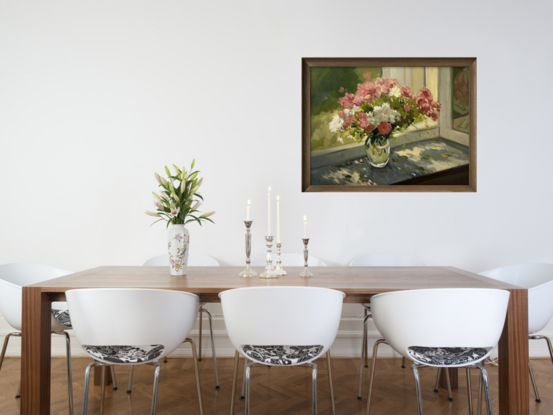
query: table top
[{"left": 29, "top": 266, "right": 522, "bottom": 303}]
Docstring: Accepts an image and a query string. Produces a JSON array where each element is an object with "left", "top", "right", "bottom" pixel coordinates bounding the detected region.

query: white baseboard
[{"left": 1, "top": 314, "right": 552, "bottom": 359}]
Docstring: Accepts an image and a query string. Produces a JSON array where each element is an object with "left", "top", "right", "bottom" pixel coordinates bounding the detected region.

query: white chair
[
  {"left": 480, "top": 263, "right": 553, "bottom": 402},
  {"left": 349, "top": 254, "right": 427, "bottom": 399},
  {"left": 366, "top": 288, "right": 510, "bottom": 415},
  {"left": 0, "top": 263, "right": 75, "bottom": 415},
  {"left": 142, "top": 252, "right": 220, "bottom": 389},
  {"left": 220, "top": 286, "right": 344, "bottom": 415},
  {"left": 66, "top": 288, "right": 203, "bottom": 415},
  {"left": 251, "top": 253, "right": 327, "bottom": 267}
]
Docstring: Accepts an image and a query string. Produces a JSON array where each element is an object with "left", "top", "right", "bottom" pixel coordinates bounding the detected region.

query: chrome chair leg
[
  {"left": 364, "top": 308, "right": 369, "bottom": 368},
  {"left": 54, "top": 331, "right": 74, "bottom": 415},
  {"left": 100, "top": 365, "right": 106, "bottom": 415},
  {"left": 241, "top": 357, "right": 247, "bottom": 399},
  {"left": 111, "top": 366, "right": 118, "bottom": 390},
  {"left": 203, "top": 307, "right": 220, "bottom": 388},
  {"left": 326, "top": 351, "right": 335, "bottom": 415},
  {"left": 477, "top": 370, "right": 483, "bottom": 415},
  {"left": 434, "top": 367, "right": 441, "bottom": 392},
  {"left": 0, "top": 332, "right": 21, "bottom": 398},
  {"left": 16, "top": 381, "right": 21, "bottom": 399},
  {"left": 357, "top": 314, "right": 371, "bottom": 399},
  {"left": 309, "top": 362, "right": 318, "bottom": 415},
  {"left": 230, "top": 351, "right": 240, "bottom": 415},
  {"left": 444, "top": 367, "right": 453, "bottom": 401},
  {"left": 245, "top": 361, "right": 254, "bottom": 415},
  {"left": 477, "top": 363, "right": 492, "bottom": 415},
  {"left": 151, "top": 361, "right": 162, "bottom": 415},
  {"left": 529, "top": 360, "right": 541, "bottom": 402},
  {"left": 466, "top": 367, "right": 473, "bottom": 415},
  {"left": 411, "top": 363, "right": 424, "bottom": 415},
  {"left": 82, "top": 361, "right": 99, "bottom": 415},
  {"left": 364, "top": 339, "right": 386, "bottom": 415},
  {"left": 198, "top": 305, "right": 204, "bottom": 361},
  {"left": 127, "top": 365, "right": 134, "bottom": 393},
  {"left": 185, "top": 338, "right": 204, "bottom": 415}
]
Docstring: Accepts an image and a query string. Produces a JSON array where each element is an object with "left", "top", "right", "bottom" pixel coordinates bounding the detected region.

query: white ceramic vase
[{"left": 167, "top": 224, "right": 190, "bottom": 276}]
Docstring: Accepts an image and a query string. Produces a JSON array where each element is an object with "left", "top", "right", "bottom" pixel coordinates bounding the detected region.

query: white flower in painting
[
  {"left": 337, "top": 136, "right": 344, "bottom": 144},
  {"left": 389, "top": 86, "right": 401, "bottom": 98},
  {"left": 371, "top": 102, "right": 400, "bottom": 125},
  {"left": 344, "top": 105, "right": 359, "bottom": 117},
  {"left": 329, "top": 114, "right": 344, "bottom": 132}
]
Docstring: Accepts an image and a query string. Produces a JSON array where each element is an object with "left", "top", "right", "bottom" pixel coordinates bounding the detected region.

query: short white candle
[
  {"left": 277, "top": 195, "right": 281, "bottom": 243},
  {"left": 268, "top": 186, "right": 271, "bottom": 235},
  {"left": 247, "top": 200, "right": 251, "bottom": 221},
  {"left": 303, "top": 215, "right": 308, "bottom": 239}
]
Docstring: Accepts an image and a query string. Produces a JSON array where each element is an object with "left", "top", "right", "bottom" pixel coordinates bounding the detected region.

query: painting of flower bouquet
[{"left": 302, "top": 58, "right": 476, "bottom": 192}]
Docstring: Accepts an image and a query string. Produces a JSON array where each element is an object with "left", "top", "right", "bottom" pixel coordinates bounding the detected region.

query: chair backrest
[
  {"left": 0, "top": 263, "right": 71, "bottom": 331},
  {"left": 480, "top": 263, "right": 553, "bottom": 334},
  {"left": 220, "top": 286, "right": 344, "bottom": 361},
  {"left": 143, "top": 252, "right": 220, "bottom": 267},
  {"left": 370, "top": 288, "right": 510, "bottom": 364},
  {"left": 349, "top": 254, "right": 427, "bottom": 267},
  {"left": 66, "top": 288, "right": 199, "bottom": 362},
  {"left": 251, "top": 253, "right": 326, "bottom": 267}
]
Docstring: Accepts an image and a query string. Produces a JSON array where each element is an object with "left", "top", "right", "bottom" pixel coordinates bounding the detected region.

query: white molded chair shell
[
  {"left": 66, "top": 289, "right": 199, "bottom": 364},
  {"left": 0, "top": 263, "right": 71, "bottom": 331},
  {"left": 143, "top": 252, "right": 220, "bottom": 267},
  {"left": 371, "top": 288, "right": 510, "bottom": 367},
  {"left": 480, "top": 263, "right": 553, "bottom": 335},
  {"left": 219, "top": 286, "right": 344, "bottom": 365},
  {"left": 251, "top": 253, "right": 326, "bottom": 267},
  {"left": 349, "top": 254, "right": 427, "bottom": 267}
]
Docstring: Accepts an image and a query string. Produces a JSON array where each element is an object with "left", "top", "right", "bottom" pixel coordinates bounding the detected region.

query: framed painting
[{"left": 302, "top": 58, "right": 476, "bottom": 192}]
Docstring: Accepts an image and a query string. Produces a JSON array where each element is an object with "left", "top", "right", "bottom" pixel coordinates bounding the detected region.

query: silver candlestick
[
  {"left": 274, "top": 242, "right": 287, "bottom": 275},
  {"left": 299, "top": 238, "right": 313, "bottom": 277},
  {"left": 259, "top": 235, "right": 279, "bottom": 279},
  {"left": 239, "top": 221, "right": 257, "bottom": 277}
]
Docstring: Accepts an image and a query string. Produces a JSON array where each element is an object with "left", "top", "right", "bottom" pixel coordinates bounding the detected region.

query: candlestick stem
[
  {"left": 239, "top": 221, "right": 257, "bottom": 277},
  {"left": 260, "top": 235, "right": 279, "bottom": 279},
  {"left": 274, "top": 243, "right": 287, "bottom": 275},
  {"left": 299, "top": 238, "right": 313, "bottom": 278}
]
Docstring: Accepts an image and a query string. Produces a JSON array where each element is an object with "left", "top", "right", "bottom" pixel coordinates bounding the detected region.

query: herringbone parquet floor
[{"left": 1, "top": 357, "right": 552, "bottom": 414}]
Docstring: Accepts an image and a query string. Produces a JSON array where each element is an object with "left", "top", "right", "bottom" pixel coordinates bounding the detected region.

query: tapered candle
[
  {"left": 247, "top": 200, "right": 251, "bottom": 221},
  {"left": 303, "top": 215, "right": 308, "bottom": 238},
  {"left": 268, "top": 186, "right": 271, "bottom": 235},
  {"left": 277, "top": 195, "right": 281, "bottom": 243}
]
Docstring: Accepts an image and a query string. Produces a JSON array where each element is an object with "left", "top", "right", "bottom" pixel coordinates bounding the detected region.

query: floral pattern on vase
[{"left": 167, "top": 224, "right": 190, "bottom": 276}]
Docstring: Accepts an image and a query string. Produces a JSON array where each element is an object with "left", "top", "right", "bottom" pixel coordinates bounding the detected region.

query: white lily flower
[
  {"left": 199, "top": 211, "right": 215, "bottom": 219},
  {"left": 170, "top": 207, "right": 180, "bottom": 217},
  {"left": 155, "top": 172, "right": 161, "bottom": 184}
]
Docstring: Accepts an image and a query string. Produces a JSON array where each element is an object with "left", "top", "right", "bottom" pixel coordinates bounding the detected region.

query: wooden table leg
[
  {"left": 94, "top": 366, "right": 113, "bottom": 386},
  {"left": 21, "top": 288, "right": 52, "bottom": 415},
  {"left": 439, "top": 367, "right": 458, "bottom": 389},
  {"left": 499, "top": 288, "right": 529, "bottom": 415}
]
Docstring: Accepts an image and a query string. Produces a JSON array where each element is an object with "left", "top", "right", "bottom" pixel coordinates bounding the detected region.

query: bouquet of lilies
[
  {"left": 329, "top": 74, "right": 441, "bottom": 146},
  {"left": 145, "top": 160, "right": 215, "bottom": 227}
]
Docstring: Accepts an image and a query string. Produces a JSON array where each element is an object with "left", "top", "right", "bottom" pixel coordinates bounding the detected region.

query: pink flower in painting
[
  {"left": 377, "top": 121, "right": 392, "bottom": 135},
  {"left": 339, "top": 87, "right": 345, "bottom": 93},
  {"left": 355, "top": 81, "right": 380, "bottom": 102},
  {"left": 363, "top": 72, "right": 371, "bottom": 80},
  {"left": 339, "top": 93, "right": 355, "bottom": 110},
  {"left": 374, "top": 78, "right": 399, "bottom": 94},
  {"left": 415, "top": 87, "right": 441, "bottom": 121},
  {"left": 352, "top": 96, "right": 364, "bottom": 106},
  {"left": 338, "top": 110, "right": 346, "bottom": 119},
  {"left": 343, "top": 116, "right": 355, "bottom": 129},
  {"left": 357, "top": 113, "right": 375, "bottom": 133},
  {"left": 418, "top": 87, "right": 434, "bottom": 100},
  {"left": 404, "top": 104, "right": 411, "bottom": 113},
  {"left": 400, "top": 86, "right": 414, "bottom": 99}
]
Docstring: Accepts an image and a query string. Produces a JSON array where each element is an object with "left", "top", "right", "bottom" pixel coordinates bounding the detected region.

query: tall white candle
[
  {"left": 247, "top": 200, "right": 251, "bottom": 221},
  {"left": 268, "top": 186, "right": 271, "bottom": 235},
  {"left": 303, "top": 215, "right": 308, "bottom": 238},
  {"left": 277, "top": 195, "right": 281, "bottom": 243}
]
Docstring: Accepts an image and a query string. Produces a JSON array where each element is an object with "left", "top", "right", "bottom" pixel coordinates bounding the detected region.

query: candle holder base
[
  {"left": 239, "top": 264, "right": 258, "bottom": 278},
  {"left": 259, "top": 269, "right": 280, "bottom": 279},
  {"left": 299, "top": 268, "right": 313, "bottom": 278},
  {"left": 274, "top": 266, "right": 287, "bottom": 276}
]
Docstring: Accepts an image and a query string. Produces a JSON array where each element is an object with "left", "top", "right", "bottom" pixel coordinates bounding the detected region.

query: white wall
[{"left": 1, "top": 0, "right": 553, "bottom": 358}]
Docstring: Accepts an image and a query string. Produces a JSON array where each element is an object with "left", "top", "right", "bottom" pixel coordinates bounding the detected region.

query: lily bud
[
  {"left": 192, "top": 201, "right": 202, "bottom": 211},
  {"left": 164, "top": 166, "right": 171, "bottom": 176},
  {"left": 154, "top": 172, "right": 161, "bottom": 184},
  {"left": 160, "top": 177, "right": 168, "bottom": 186},
  {"left": 199, "top": 211, "right": 215, "bottom": 219},
  {"left": 172, "top": 193, "right": 180, "bottom": 203},
  {"left": 152, "top": 192, "right": 161, "bottom": 201},
  {"left": 180, "top": 180, "right": 186, "bottom": 192},
  {"left": 191, "top": 159, "right": 195, "bottom": 170},
  {"left": 196, "top": 177, "right": 203, "bottom": 190},
  {"left": 173, "top": 164, "right": 181, "bottom": 175},
  {"left": 145, "top": 210, "right": 161, "bottom": 217}
]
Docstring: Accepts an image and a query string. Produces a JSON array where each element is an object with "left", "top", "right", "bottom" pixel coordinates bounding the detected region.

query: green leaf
[
  {"left": 392, "top": 158, "right": 400, "bottom": 162},
  {"left": 441, "top": 154, "right": 452, "bottom": 158},
  {"left": 417, "top": 167, "right": 425, "bottom": 172},
  {"left": 422, "top": 155, "right": 433, "bottom": 160},
  {"left": 433, "top": 140, "right": 440, "bottom": 143}
]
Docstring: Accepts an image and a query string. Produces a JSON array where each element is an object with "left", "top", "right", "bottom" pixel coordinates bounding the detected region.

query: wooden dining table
[{"left": 21, "top": 265, "right": 529, "bottom": 415}]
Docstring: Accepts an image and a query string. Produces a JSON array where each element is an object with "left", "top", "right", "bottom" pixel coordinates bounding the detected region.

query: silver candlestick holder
[
  {"left": 299, "top": 238, "right": 313, "bottom": 278},
  {"left": 274, "top": 242, "right": 287, "bottom": 275},
  {"left": 259, "top": 235, "right": 279, "bottom": 279},
  {"left": 239, "top": 221, "right": 257, "bottom": 277}
]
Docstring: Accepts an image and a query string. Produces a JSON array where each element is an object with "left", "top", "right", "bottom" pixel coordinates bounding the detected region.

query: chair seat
[
  {"left": 83, "top": 344, "right": 164, "bottom": 364},
  {"left": 407, "top": 346, "right": 488, "bottom": 366},
  {"left": 52, "top": 309, "right": 72, "bottom": 329},
  {"left": 243, "top": 345, "right": 323, "bottom": 365}
]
